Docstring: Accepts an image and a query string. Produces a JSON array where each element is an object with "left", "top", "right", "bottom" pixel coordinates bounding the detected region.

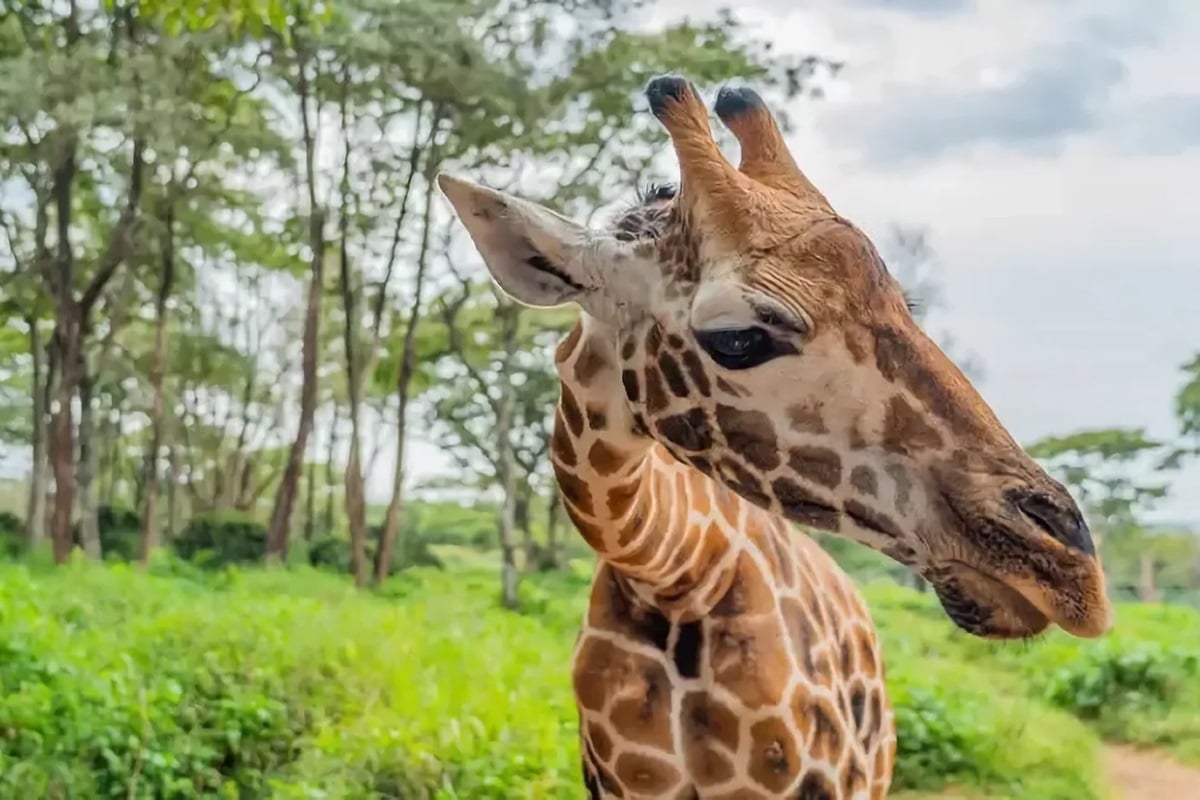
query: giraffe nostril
[{"left": 1010, "top": 490, "right": 1095, "bottom": 556}]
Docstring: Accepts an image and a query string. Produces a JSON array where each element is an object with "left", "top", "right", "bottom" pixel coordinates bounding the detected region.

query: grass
[{"left": 0, "top": 554, "right": 1197, "bottom": 798}]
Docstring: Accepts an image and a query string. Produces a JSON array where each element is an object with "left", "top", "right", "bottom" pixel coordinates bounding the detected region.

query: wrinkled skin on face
[{"left": 437, "top": 75, "right": 1111, "bottom": 641}]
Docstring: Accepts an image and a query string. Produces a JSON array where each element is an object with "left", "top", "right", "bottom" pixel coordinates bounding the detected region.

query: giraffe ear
[{"left": 438, "top": 174, "right": 613, "bottom": 309}]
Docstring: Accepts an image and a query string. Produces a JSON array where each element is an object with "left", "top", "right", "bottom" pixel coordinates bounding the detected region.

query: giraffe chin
[{"left": 929, "top": 566, "right": 1052, "bottom": 640}]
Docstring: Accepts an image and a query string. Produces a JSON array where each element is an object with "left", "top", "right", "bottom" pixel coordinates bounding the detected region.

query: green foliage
[
  {"left": 173, "top": 510, "right": 267, "bottom": 566},
  {"left": 1040, "top": 642, "right": 1199, "bottom": 721},
  {"left": 0, "top": 509, "right": 21, "bottom": 557},
  {"left": 10, "top": 562, "right": 1199, "bottom": 798},
  {"left": 72, "top": 504, "right": 141, "bottom": 562}
]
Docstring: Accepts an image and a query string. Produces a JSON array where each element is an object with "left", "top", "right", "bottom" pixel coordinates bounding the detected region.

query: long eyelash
[{"left": 637, "top": 182, "right": 677, "bottom": 203}]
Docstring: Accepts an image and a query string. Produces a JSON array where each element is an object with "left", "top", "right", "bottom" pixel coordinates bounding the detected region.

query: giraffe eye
[{"left": 695, "top": 327, "right": 779, "bottom": 370}]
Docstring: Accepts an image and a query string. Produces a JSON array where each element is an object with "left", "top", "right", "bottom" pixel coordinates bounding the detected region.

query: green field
[{"left": 2, "top": 553, "right": 1198, "bottom": 800}]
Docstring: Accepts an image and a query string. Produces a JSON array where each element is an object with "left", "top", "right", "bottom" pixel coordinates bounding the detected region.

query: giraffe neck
[{"left": 552, "top": 315, "right": 758, "bottom": 614}]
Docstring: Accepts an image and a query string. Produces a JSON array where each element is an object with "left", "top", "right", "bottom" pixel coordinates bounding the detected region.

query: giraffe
[{"left": 437, "top": 75, "right": 1112, "bottom": 799}]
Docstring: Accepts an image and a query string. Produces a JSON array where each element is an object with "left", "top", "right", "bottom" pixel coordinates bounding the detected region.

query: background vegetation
[{"left": 1, "top": 1, "right": 1198, "bottom": 798}]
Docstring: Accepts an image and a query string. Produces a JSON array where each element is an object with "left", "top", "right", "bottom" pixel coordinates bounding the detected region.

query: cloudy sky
[{"left": 621, "top": 0, "right": 1200, "bottom": 524}]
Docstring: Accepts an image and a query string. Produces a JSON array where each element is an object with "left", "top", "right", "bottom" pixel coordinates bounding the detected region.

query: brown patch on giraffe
[
  {"left": 621, "top": 369, "right": 641, "bottom": 403},
  {"left": 845, "top": 499, "right": 904, "bottom": 540},
  {"left": 671, "top": 619, "right": 704, "bottom": 678},
  {"left": 808, "top": 697, "right": 846, "bottom": 763},
  {"left": 786, "top": 403, "right": 829, "bottom": 434},
  {"left": 849, "top": 465, "right": 877, "bottom": 497},
  {"left": 586, "top": 404, "right": 607, "bottom": 431},
  {"left": 573, "top": 338, "right": 610, "bottom": 386},
  {"left": 779, "top": 596, "right": 819, "bottom": 675},
  {"left": 772, "top": 477, "right": 840, "bottom": 530},
  {"left": 560, "top": 384, "right": 585, "bottom": 437},
  {"left": 719, "top": 457, "right": 771, "bottom": 507},
  {"left": 658, "top": 352, "right": 691, "bottom": 398},
  {"left": 645, "top": 366, "right": 670, "bottom": 413},
  {"left": 710, "top": 615, "right": 793, "bottom": 709},
  {"left": 882, "top": 394, "right": 944, "bottom": 454},
  {"left": 848, "top": 680, "right": 868, "bottom": 732},
  {"left": 885, "top": 463, "right": 913, "bottom": 513},
  {"left": 613, "top": 752, "right": 680, "bottom": 796},
  {"left": 609, "top": 664, "right": 674, "bottom": 750},
  {"left": 656, "top": 408, "right": 713, "bottom": 452},
  {"left": 681, "top": 349, "right": 712, "bottom": 397},
  {"left": 767, "top": 525, "right": 798, "bottom": 586},
  {"left": 796, "top": 770, "right": 837, "bottom": 800},
  {"left": 788, "top": 446, "right": 843, "bottom": 489},
  {"left": 841, "top": 757, "right": 870, "bottom": 798},
  {"left": 712, "top": 550, "right": 777, "bottom": 617},
  {"left": 588, "top": 440, "right": 630, "bottom": 476},
  {"left": 555, "top": 320, "right": 583, "bottom": 363},
  {"left": 681, "top": 693, "right": 739, "bottom": 785},
  {"left": 867, "top": 690, "right": 885, "bottom": 742},
  {"left": 667, "top": 333, "right": 685, "bottom": 350},
  {"left": 553, "top": 463, "right": 593, "bottom": 515},
  {"left": 572, "top": 636, "right": 636, "bottom": 711},
  {"left": 552, "top": 412, "right": 577, "bottom": 468},
  {"left": 856, "top": 628, "right": 879, "bottom": 680},
  {"left": 606, "top": 475, "right": 640, "bottom": 519},
  {"left": 620, "top": 335, "right": 637, "bottom": 360},
  {"left": 716, "top": 405, "right": 781, "bottom": 471},
  {"left": 748, "top": 716, "right": 802, "bottom": 792},
  {"left": 587, "top": 720, "right": 614, "bottom": 762},
  {"left": 682, "top": 691, "right": 740, "bottom": 751}
]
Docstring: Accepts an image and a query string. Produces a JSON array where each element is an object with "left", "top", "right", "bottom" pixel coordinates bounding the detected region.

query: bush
[
  {"left": 0, "top": 562, "right": 1154, "bottom": 799},
  {"left": 307, "top": 523, "right": 441, "bottom": 576},
  {"left": 173, "top": 510, "right": 267, "bottom": 567},
  {"left": 0, "top": 510, "right": 22, "bottom": 558}
]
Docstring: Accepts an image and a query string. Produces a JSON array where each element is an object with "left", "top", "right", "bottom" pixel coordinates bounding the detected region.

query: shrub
[
  {"left": 1040, "top": 641, "right": 1198, "bottom": 720},
  {"left": 0, "top": 510, "right": 22, "bottom": 558},
  {"left": 173, "top": 510, "right": 267, "bottom": 567}
]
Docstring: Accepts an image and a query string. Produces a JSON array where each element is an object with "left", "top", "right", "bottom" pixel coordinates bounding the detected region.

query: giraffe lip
[{"left": 939, "top": 561, "right": 1051, "bottom": 639}]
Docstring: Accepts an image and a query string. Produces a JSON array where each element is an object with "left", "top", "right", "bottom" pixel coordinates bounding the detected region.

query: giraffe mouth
[{"left": 930, "top": 563, "right": 1051, "bottom": 640}]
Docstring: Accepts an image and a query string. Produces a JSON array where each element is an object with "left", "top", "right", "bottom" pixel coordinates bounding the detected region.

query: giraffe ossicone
[{"left": 439, "top": 74, "right": 1111, "bottom": 799}]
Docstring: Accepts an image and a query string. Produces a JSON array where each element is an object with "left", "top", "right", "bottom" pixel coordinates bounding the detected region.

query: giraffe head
[{"left": 438, "top": 75, "right": 1111, "bottom": 640}]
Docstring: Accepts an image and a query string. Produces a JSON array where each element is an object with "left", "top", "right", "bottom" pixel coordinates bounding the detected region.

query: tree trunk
[
  {"left": 495, "top": 300, "right": 521, "bottom": 609},
  {"left": 166, "top": 442, "right": 180, "bottom": 541},
  {"left": 515, "top": 489, "right": 534, "bottom": 569},
  {"left": 304, "top": 459, "right": 316, "bottom": 542},
  {"left": 1137, "top": 551, "right": 1161, "bottom": 603},
  {"left": 336, "top": 78, "right": 368, "bottom": 587},
  {"left": 139, "top": 201, "right": 175, "bottom": 564},
  {"left": 265, "top": 48, "right": 324, "bottom": 563},
  {"left": 76, "top": 360, "right": 102, "bottom": 559},
  {"left": 25, "top": 315, "right": 48, "bottom": 547},
  {"left": 374, "top": 154, "right": 440, "bottom": 583},
  {"left": 323, "top": 402, "right": 338, "bottom": 537}
]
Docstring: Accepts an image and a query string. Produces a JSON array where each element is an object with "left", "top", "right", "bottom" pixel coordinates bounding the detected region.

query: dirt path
[
  {"left": 1105, "top": 744, "right": 1200, "bottom": 798},
  {"left": 895, "top": 745, "right": 1200, "bottom": 799}
]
